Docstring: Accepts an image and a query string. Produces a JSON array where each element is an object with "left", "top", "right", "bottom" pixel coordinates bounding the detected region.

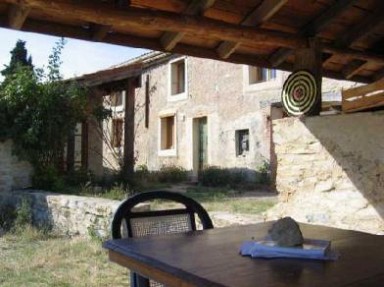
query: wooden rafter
[
  {"left": 342, "top": 60, "right": 367, "bottom": 79},
  {"left": 374, "top": 69, "right": 384, "bottom": 82},
  {"left": 2, "top": 0, "right": 307, "bottom": 49},
  {"left": 17, "top": 17, "right": 372, "bottom": 84},
  {"left": 335, "top": 3, "right": 384, "bottom": 48},
  {"left": 324, "top": 1, "right": 384, "bottom": 75},
  {"left": 216, "top": 0, "right": 287, "bottom": 59},
  {"left": 91, "top": 24, "right": 111, "bottom": 41},
  {"left": 8, "top": 3, "right": 30, "bottom": 29},
  {"left": 269, "top": 0, "right": 357, "bottom": 67},
  {"left": 0, "top": 0, "right": 381, "bottom": 83},
  {"left": 161, "top": 0, "right": 215, "bottom": 51},
  {"left": 323, "top": 44, "right": 384, "bottom": 64}
]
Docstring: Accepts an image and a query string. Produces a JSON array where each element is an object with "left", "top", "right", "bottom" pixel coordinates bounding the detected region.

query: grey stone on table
[{"left": 269, "top": 217, "right": 304, "bottom": 247}]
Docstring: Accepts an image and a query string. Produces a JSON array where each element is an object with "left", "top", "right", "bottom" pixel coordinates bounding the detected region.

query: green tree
[
  {"left": 0, "top": 38, "right": 110, "bottom": 190},
  {"left": 1, "top": 40, "right": 33, "bottom": 79}
]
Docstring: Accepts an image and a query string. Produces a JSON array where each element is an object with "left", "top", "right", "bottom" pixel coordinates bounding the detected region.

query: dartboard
[{"left": 281, "top": 70, "right": 318, "bottom": 116}]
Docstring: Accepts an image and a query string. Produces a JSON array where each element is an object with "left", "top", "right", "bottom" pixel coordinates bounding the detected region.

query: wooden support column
[
  {"left": 294, "top": 38, "right": 322, "bottom": 116},
  {"left": 123, "top": 78, "right": 136, "bottom": 179}
]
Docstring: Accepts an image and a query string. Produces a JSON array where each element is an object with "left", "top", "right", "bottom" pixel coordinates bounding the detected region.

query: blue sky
[{"left": 0, "top": 28, "right": 149, "bottom": 79}]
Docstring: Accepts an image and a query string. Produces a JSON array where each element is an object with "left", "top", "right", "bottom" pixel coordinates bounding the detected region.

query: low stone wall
[
  {"left": 0, "top": 191, "right": 147, "bottom": 238},
  {"left": 0, "top": 140, "right": 32, "bottom": 193},
  {"left": 267, "top": 112, "right": 384, "bottom": 234}
]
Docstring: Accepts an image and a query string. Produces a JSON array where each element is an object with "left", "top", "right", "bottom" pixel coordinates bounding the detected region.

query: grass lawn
[
  {"left": 0, "top": 227, "right": 129, "bottom": 287},
  {"left": 0, "top": 188, "right": 276, "bottom": 287}
]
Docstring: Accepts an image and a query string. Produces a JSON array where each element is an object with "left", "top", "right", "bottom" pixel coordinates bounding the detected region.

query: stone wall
[
  {"left": 0, "top": 191, "right": 147, "bottom": 238},
  {"left": 0, "top": 140, "right": 32, "bottom": 193},
  {"left": 267, "top": 111, "right": 384, "bottom": 234}
]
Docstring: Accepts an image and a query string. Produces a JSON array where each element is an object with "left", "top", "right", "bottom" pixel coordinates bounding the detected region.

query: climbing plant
[{"left": 0, "top": 38, "right": 110, "bottom": 189}]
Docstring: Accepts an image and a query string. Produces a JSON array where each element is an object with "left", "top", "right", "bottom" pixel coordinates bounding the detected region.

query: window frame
[
  {"left": 235, "top": 129, "right": 250, "bottom": 156},
  {"left": 168, "top": 57, "right": 188, "bottom": 102},
  {"left": 158, "top": 113, "right": 177, "bottom": 157},
  {"left": 111, "top": 118, "right": 124, "bottom": 149},
  {"left": 243, "top": 65, "right": 282, "bottom": 92},
  {"left": 108, "top": 90, "right": 126, "bottom": 113}
]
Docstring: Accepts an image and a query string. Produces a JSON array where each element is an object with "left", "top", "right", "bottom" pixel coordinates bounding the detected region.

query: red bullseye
[{"left": 293, "top": 87, "right": 304, "bottom": 101}]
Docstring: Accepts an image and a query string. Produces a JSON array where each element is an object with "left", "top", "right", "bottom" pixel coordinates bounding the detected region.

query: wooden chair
[{"left": 111, "top": 190, "right": 214, "bottom": 287}]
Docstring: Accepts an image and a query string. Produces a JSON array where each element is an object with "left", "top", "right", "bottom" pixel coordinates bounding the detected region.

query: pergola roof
[{"left": 0, "top": 0, "right": 383, "bottom": 83}]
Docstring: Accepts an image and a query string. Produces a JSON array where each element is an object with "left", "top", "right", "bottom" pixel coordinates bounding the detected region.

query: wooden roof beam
[
  {"left": 324, "top": 2, "right": 384, "bottom": 79},
  {"left": 269, "top": 0, "right": 357, "bottom": 67},
  {"left": 8, "top": 3, "right": 30, "bottom": 29},
  {"left": 342, "top": 60, "right": 367, "bottom": 79},
  {"left": 20, "top": 18, "right": 372, "bottom": 83},
  {"left": 335, "top": 3, "right": 384, "bottom": 48},
  {"left": 90, "top": 24, "right": 111, "bottom": 41},
  {"left": 374, "top": 69, "right": 384, "bottom": 82},
  {"left": 1, "top": 0, "right": 306, "bottom": 49},
  {"left": 161, "top": 0, "right": 215, "bottom": 51},
  {"left": 216, "top": 0, "right": 287, "bottom": 59}
]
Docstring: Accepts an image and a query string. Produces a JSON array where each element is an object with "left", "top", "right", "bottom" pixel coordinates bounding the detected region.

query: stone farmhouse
[{"left": 73, "top": 51, "right": 358, "bottom": 183}]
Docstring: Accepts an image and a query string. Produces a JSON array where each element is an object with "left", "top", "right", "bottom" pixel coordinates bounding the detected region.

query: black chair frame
[
  {"left": 111, "top": 190, "right": 214, "bottom": 287},
  {"left": 112, "top": 190, "right": 213, "bottom": 239}
]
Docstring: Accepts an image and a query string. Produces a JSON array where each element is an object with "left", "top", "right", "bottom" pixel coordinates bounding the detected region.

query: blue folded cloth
[{"left": 240, "top": 239, "right": 338, "bottom": 261}]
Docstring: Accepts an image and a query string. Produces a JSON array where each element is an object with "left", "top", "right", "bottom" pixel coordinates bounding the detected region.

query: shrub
[
  {"left": 0, "top": 203, "right": 17, "bottom": 231},
  {"left": 0, "top": 198, "right": 33, "bottom": 233},
  {"left": 65, "top": 169, "right": 92, "bottom": 186},
  {"left": 199, "top": 166, "right": 231, "bottom": 187},
  {"left": 32, "top": 165, "right": 65, "bottom": 191},
  {"left": 14, "top": 198, "right": 32, "bottom": 229},
  {"left": 157, "top": 165, "right": 188, "bottom": 183},
  {"left": 255, "top": 161, "right": 271, "bottom": 185}
]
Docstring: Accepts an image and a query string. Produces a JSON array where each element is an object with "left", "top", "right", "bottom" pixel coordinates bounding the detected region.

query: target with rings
[{"left": 281, "top": 70, "right": 318, "bottom": 116}]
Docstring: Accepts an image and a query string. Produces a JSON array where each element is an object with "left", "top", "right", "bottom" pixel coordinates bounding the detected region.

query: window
[
  {"left": 236, "top": 129, "right": 249, "bottom": 156},
  {"left": 112, "top": 119, "right": 124, "bottom": 148},
  {"left": 110, "top": 91, "right": 124, "bottom": 107},
  {"left": 171, "top": 59, "right": 185, "bottom": 95},
  {"left": 160, "top": 116, "right": 175, "bottom": 150},
  {"left": 248, "top": 66, "right": 276, "bottom": 84}
]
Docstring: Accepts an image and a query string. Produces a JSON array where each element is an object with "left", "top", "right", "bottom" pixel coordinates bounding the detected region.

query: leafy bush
[
  {"left": 32, "top": 165, "right": 64, "bottom": 191},
  {"left": 14, "top": 198, "right": 32, "bottom": 229},
  {"left": 65, "top": 169, "right": 92, "bottom": 186},
  {"left": 198, "top": 166, "right": 248, "bottom": 187},
  {"left": 254, "top": 161, "right": 271, "bottom": 185},
  {"left": 0, "top": 198, "right": 32, "bottom": 233},
  {"left": 157, "top": 165, "right": 188, "bottom": 183},
  {"left": 0, "top": 203, "right": 17, "bottom": 231},
  {"left": 0, "top": 38, "right": 110, "bottom": 191},
  {"left": 199, "top": 166, "right": 231, "bottom": 187}
]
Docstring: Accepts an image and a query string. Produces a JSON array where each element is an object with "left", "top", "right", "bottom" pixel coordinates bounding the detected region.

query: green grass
[
  {"left": 0, "top": 227, "right": 129, "bottom": 287},
  {"left": 148, "top": 186, "right": 276, "bottom": 215}
]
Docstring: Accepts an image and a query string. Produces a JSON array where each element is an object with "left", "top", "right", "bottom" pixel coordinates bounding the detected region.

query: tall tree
[{"left": 1, "top": 40, "right": 33, "bottom": 79}]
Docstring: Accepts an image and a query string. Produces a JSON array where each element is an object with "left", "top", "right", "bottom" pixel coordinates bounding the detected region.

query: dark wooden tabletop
[{"left": 103, "top": 222, "right": 384, "bottom": 287}]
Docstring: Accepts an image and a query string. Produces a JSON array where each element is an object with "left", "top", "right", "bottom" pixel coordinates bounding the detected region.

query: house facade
[
  {"left": 95, "top": 52, "right": 286, "bottom": 182},
  {"left": 78, "top": 51, "right": 358, "bottom": 182}
]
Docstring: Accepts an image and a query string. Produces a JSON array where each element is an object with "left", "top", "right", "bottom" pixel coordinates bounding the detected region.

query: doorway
[{"left": 193, "top": 117, "right": 208, "bottom": 176}]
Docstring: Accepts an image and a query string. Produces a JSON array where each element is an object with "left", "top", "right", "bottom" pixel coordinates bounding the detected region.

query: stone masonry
[
  {"left": 267, "top": 111, "right": 384, "bottom": 234},
  {"left": 0, "top": 140, "right": 32, "bottom": 193},
  {"left": 0, "top": 191, "right": 148, "bottom": 238}
]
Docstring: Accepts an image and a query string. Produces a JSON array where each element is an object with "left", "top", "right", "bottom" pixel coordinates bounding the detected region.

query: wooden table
[{"left": 103, "top": 222, "right": 384, "bottom": 287}]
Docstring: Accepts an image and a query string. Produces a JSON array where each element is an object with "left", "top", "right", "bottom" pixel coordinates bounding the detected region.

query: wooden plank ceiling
[{"left": 0, "top": 0, "right": 383, "bottom": 83}]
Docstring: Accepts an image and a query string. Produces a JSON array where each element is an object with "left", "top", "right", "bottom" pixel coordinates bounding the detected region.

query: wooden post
[
  {"left": 66, "top": 129, "right": 75, "bottom": 172},
  {"left": 294, "top": 38, "right": 322, "bottom": 116},
  {"left": 123, "top": 78, "right": 136, "bottom": 179}
]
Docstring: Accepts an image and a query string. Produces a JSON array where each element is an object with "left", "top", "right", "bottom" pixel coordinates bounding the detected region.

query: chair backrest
[
  {"left": 112, "top": 190, "right": 213, "bottom": 239},
  {"left": 112, "top": 191, "right": 213, "bottom": 287}
]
